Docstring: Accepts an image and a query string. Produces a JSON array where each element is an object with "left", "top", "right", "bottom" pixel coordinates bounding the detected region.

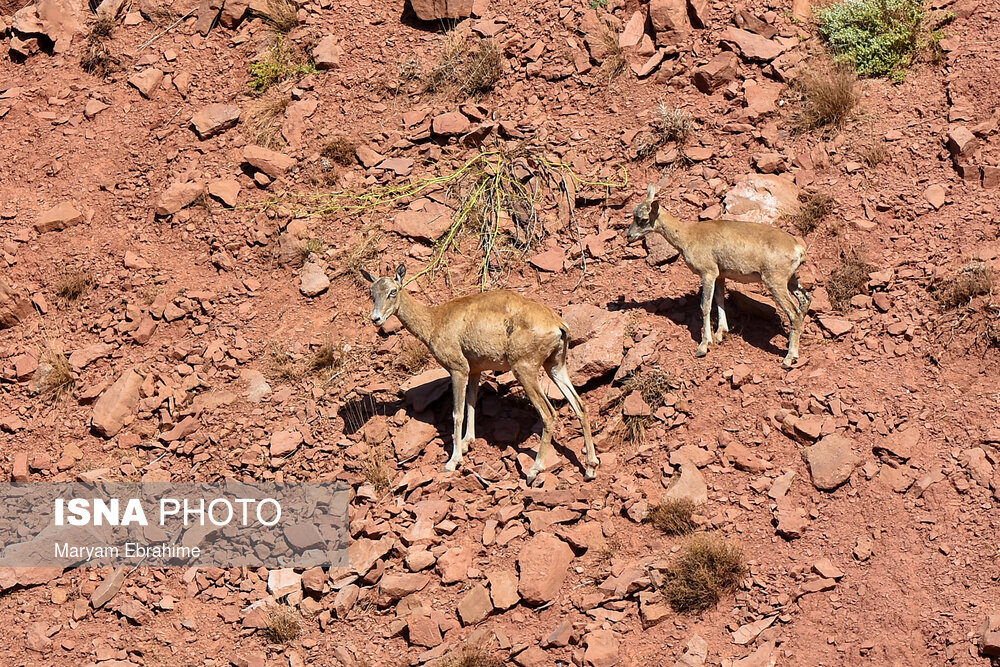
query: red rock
[
  {"left": 687, "top": 0, "right": 708, "bottom": 27},
  {"left": 723, "top": 173, "right": 801, "bottom": 224},
  {"left": 91, "top": 368, "right": 142, "bottom": 437},
  {"left": 774, "top": 501, "right": 807, "bottom": 539},
  {"left": 0, "top": 280, "right": 32, "bottom": 330},
  {"left": 663, "top": 461, "right": 707, "bottom": 504},
  {"left": 803, "top": 434, "right": 859, "bottom": 490},
  {"left": 487, "top": 569, "right": 519, "bottom": 610},
  {"left": 923, "top": 184, "right": 946, "bottom": 209},
  {"left": 649, "top": 0, "right": 690, "bottom": 45},
  {"left": 190, "top": 103, "right": 240, "bottom": 139},
  {"left": 270, "top": 428, "right": 303, "bottom": 457},
  {"left": 12, "top": 452, "right": 29, "bottom": 482},
  {"left": 982, "top": 165, "right": 1000, "bottom": 189},
  {"left": 160, "top": 415, "right": 200, "bottom": 442},
  {"left": 720, "top": 27, "right": 783, "bottom": 61},
  {"left": 390, "top": 200, "right": 453, "bottom": 242},
  {"left": 242, "top": 145, "right": 296, "bottom": 178},
  {"left": 583, "top": 629, "right": 620, "bottom": 667},
  {"left": 619, "top": 10, "right": 646, "bottom": 49},
  {"left": 355, "top": 145, "right": 384, "bottom": 168},
  {"left": 529, "top": 247, "right": 565, "bottom": 272},
  {"left": 34, "top": 202, "right": 83, "bottom": 233},
  {"left": 456, "top": 583, "right": 492, "bottom": 625},
  {"left": 155, "top": 182, "right": 205, "bottom": 217},
  {"left": 313, "top": 35, "right": 342, "bottom": 69},
  {"left": 947, "top": 126, "right": 978, "bottom": 158},
  {"left": 219, "top": 0, "right": 248, "bottom": 26},
  {"left": 407, "top": 611, "right": 442, "bottom": 647},
  {"left": 743, "top": 79, "right": 783, "bottom": 118},
  {"left": 25, "top": 621, "right": 51, "bottom": 653},
  {"left": 301, "top": 567, "right": 326, "bottom": 595},
  {"left": 409, "top": 0, "right": 474, "bottom": 21},
  {"left": 674, "top": 634, "right": 708, "bottom": 666},
  {"left": 517, "top": 533, "right": 573, "bottom": 605},
  {"left": 622, "top": 391, "right": 651, "bottom": 417},
  {"left": 817, "top": 316, "right": 853, "bottom": 337},
  {"left": 208, "top": 179, "right": 241, "bottom": 207},
  {"left": 90, "top": 567, "right": 127, "bottom": 608},
  {"left": 11, "top": 0, "right": 84, "bottom": 53},
  {"left": 394, "top": 417, "right": 437, "bottom": 461},
  {"left": 128, "top": 68, "right": 164, "bottom": 98},
  {"left": 436, "top": 546, "right": 471, "bottom": 584},
  {"left": 380, "top": 573, "right": 430, "bottom": 604},
  {"left": 431, "top": 111, "right": 472, "bottom": 137}
]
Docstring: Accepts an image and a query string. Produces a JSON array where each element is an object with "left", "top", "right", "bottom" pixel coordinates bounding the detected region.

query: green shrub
[
  {"left": 817, "top": 0, "right": 925, "bottom": 79},
  {"left": 250, "top": 35, "right": 315, "bottom": 93}
]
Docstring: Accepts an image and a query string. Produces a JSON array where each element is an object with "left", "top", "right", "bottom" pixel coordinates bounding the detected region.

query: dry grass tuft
[
  {"left": 826, "top": 248, "right": 874, "bottom": 310},
  {"left": 636, "top": 104, "right": 694, "bottom": 158},
  {"left": 425, "top": 35, "right": 502, "bottom": 97},
  {"left": 395, "top": 340, "right": 429, "bottom": 374},
  {"left": 249, "top": 35, "right": 314, "bottom": 94},
  {"left": 297, "top": 237, "right": 326, "bottom": 264},
  {"left": 792, "top": 65, "right": 859, "bottom": 132},
  {"left": 261, "top": 0, "right": 299, "bottom": 33},
  {"left": 36, "top": 344, "right": 75, "bottom": 402},
  {"left": 336, "top": 225, "right": 383, "bottom": 285},
  {"left": 442, "top": 640, "right": 506, "bottom": 667},
  {"left": 648, "top": 498, "right": 698, "bottom": 535},
  {"left": 932, "top": 262, "right": 994, "bottom": 309},
  {"left": 362, "top": 444, "right": 393, "bottom": 493},
  {"left": 322, "top": 137, "right": 357, "bottom": 166},
  {"left": 662, "top": 535, "right": 746, "bottom": 613},
  {"left": 56, "top": 270, "right": 94, "bottom": 301},
  {"left": 81, "top": 16, "right": 118, "bottom": 78},
  {"left": 244, "top": 93, "right": 290, "bottom": 148},
  {"left": 860, "top": 141, "right": 888, "bottom": 166},
  {"left": 788, "top": 191, "right": 836, "bottom": 234},
  {"left": 614, "top": 367, "right": 679, "bottom": 446},
  {"left": 596, "top": 22, "right": 626, "bottom": 84},
  {"left": 262, "top": 605, "right": 300, "bottom": 643},
  {"left": 267, "top": 343, "right": 302, "bottom": 381}
]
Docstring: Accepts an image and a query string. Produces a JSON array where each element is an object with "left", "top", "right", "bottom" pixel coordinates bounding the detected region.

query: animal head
[
  {"left": 360, "top": 264, "right": 407, "bottom": 326},
  {"left": 627, "top": 184, "right": 660, "bottom": 242}
]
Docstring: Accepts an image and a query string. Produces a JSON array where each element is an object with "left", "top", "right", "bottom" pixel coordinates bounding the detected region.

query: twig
[
  {"left": 136, "top": 8, "right": 196, "bottom": 53},
  {"left": 560, "top": 173, "right": 587, "bottom": 287}
]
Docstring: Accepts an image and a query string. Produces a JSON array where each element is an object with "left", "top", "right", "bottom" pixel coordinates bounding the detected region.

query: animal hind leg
[
  {"left": 461, "top": 371, "right": 481, "bottom": 455},
  {"left": 547, "top": 362, "right": 598, "bottom": 480},
  {"left": 765, "top": 277, "right": 803, "bottom": 368},
  {"left": 713, "top": 276, "right": 728, "bottom": 344},
  {"left": 513, "top": 364, "right": 557, "bottom": 485},
  {"left": 444, "top": 371, "right": 468, "bottom": 472},
  {"left": 696, "top": 274, "right": 717, "bottom": 357}
]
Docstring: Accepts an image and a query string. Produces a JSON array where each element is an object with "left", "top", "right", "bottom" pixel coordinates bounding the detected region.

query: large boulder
[
  {"left": 11, "top": 0, "right": 84, "bottom": 54},
  {"left": 408, "top": 0, "right": 473, "bottom": 21},
  {"left": 723, "top": 173, "right": 801, "bottom": 224},
  {"left": 561, "top": 304, "right": 627, "bottom": 385},
  {"left": 517, "top": 533, "right": 574, "bottom": 605}
]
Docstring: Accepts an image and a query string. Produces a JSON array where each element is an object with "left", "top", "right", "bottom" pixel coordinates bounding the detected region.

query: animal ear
[
  {"left": 395, "top": 264, "right": 407, "bottom": 283},
  {"left": 648, "top": 200, "right": 659, "bottom": 222},
  {"left": 646, "top": 184, "right": 658, "bottom": 202},
  {"left": 359, "top": 268, "right": 376, "bottom": 284}
]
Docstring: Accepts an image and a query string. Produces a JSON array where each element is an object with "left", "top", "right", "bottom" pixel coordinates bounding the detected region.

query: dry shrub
[
  {"left": 395, "top": 340, "right": 429, "bottom": 374},
  {"left": 425, "top": 35, "right": 502, "bottom": 97},
  {"left": 81, "top": 16, "right": 118, "bottom": 77},
  {"left": 249, "top": 35, "right": 314, "bottom": 93},
  {"left": 793, "top": 65, "right": 859, "bottom": 132},
  {"left": 647, "top": 498, "right": 697, "bottom": 535},
  {"left": 596, "top": 22, "right": 626, "bottom": 84},
  {"left": 662, "top": 535, "right": 746, "bottom": 613},
  {"left": 442, "top": 639, "right": 505, "bottom": 667},
  {"left": 932, "top": 262, "right": 994, "bottom": 309},
  {"left": 637, "top": 104, "right": 694, "bottom": 158},
  {"left": 861, "top": 141, "right": 888, "bottom": 166},
  {"left": 788, "top": 191, "right": 836, "bottom": 234},
  {"left": 615, "top": 367, "right": 679, "bottom": 445},
  {"left": 322, "top": 137, "right": 357, "bottom": 166},
  {"left": 297, "top": 237, "right": 326, "bottom": 264},
  {"left": 36, "top": 344, "right": 75, "bottom": 402},
  {"left": 307, "top": 341, "right": 341, "bottom": 374},
  {"left": 826, "top": 248, "right": 873, "bottom": 310},
  {"left": 336, "top": 225, "right": 383, "bottom": 285},
  {"left": 56, "top": 270, "right": 93, "bottom": 300},
  {"left": 362, "top": 445, "right": 392, "bottom": 493},
  {"left": 263, "top": 605, "right": 300, "bottom": 643},
  {"left": 267, "top": 342, "right": 301, "bottom": 381},
  {"left": 243, "top": 93, "right": 289, "bottom": 148},
  {"left": 262, "top": 0, "right": 298, "bottom": 32}
]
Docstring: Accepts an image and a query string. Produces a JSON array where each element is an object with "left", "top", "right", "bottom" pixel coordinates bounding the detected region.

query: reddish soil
[{"left": 2, "top": 0, "right": 1000, "bottom": 665}]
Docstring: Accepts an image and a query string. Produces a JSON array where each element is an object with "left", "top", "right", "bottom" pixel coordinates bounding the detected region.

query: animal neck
[
  {"left": 394, "top": 290, "right": 436, "bottom": 347},
  {"left": 654, "top": 211, "right": 687, "bottom": 249}
]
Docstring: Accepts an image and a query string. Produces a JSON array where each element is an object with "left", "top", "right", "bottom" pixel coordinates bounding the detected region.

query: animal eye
[{"left": 389, "top": 290, "right": 397, "bottom": 297}]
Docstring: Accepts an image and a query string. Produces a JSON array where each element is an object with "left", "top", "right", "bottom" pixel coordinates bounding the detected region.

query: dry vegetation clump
[
  {"left": 860, "top": 141, "right": 888, "bottom": 167},
  {"left": 297, "top": 237, "right": 326, "bottom": 264},
  {"left": 788, "top": 191, "right": 836, "bottom": 234},
  {"left": 614, "top": 367, "right": 680, "bottom": 446},
  {"left": 425, "top": 35, "right": 503, "bottom": 97},
  {"left": 662, "top": 535, "right": 746, "bottom": 613},
  {"left": 792, "top": 65, "right": 858, "bottom": 132},
  {"left": 395, "top": 339, "right": 430, "bottom": 374},
  {"left": 647, "top": 498, "right": 698, "bottom": 535},
  {"left": 442, "top": 641, "right": 506, "bottom": 667},
  {"left": 243, "top": 93, "right": 289, "bottom": 148},
  {"left": 595, "top": 21, "right": 626, "bottom": 84},
  {"left": 81, "top": 16, "right": 119, "bottom": 78},
  {"left": 249, "top": 35, "right": 314, "bottom": 93},
  {"left": 261, "top": 0, "right": 299, "bottom": 33},
  {"left": 267, "top": 342, "right": 301, "bottom": 381},
  {"left": 263, "top": 605, "right": 300, "bottom": 643},
  {"left": 56, "top": 269, "right": 94, "bottom": 301},
  {"left": 932, "top": 262, "right": 994, "bottom": 309},
  {"left": 322, "top": 137, "right": 358, "bottom": 166},
  {"left": 826, "top": 248, "right": 874, "bottom": 310},
  {"left": 335, "top": 225, "right": 383, "bottom": 285},
  {"left": 36, "top": 344, "right": 75, "bottom": 402},
  {"left": 362, "top": 444, "right": 392, "bottom": 493},
  {"left": 636, "top": 104, "right": 694, "bottom": 158}
]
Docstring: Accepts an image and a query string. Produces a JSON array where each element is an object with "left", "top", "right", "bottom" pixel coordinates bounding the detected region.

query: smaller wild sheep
[
  {"left": 627, "top": 185, "right": 811, "bottom": 368},
  {"left": 361, "top": 265, "right": 599, "bottom": 483}
]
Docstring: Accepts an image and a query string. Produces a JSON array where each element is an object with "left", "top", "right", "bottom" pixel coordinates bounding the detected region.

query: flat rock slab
[
  {"left": 34, "top": 202, "right": 83, "bottom": 233},
  {"left": 191, "top": 103, "right": 240, "bottom": 139},
  {"left": 803, "top": 433, "right": 859, "bottom": 490},
  {"left": 517, "top": 532, "right": 573, "bottom": 605}
]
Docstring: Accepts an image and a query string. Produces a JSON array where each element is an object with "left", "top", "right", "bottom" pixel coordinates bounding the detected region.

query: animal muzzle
[{"left": 370, "top": 310, "right": 386, "bottom": 326}]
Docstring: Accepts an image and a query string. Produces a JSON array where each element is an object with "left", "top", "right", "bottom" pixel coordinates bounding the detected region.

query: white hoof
[{"left": 444, "top": 459, "right": 461, "bottom": 472}]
